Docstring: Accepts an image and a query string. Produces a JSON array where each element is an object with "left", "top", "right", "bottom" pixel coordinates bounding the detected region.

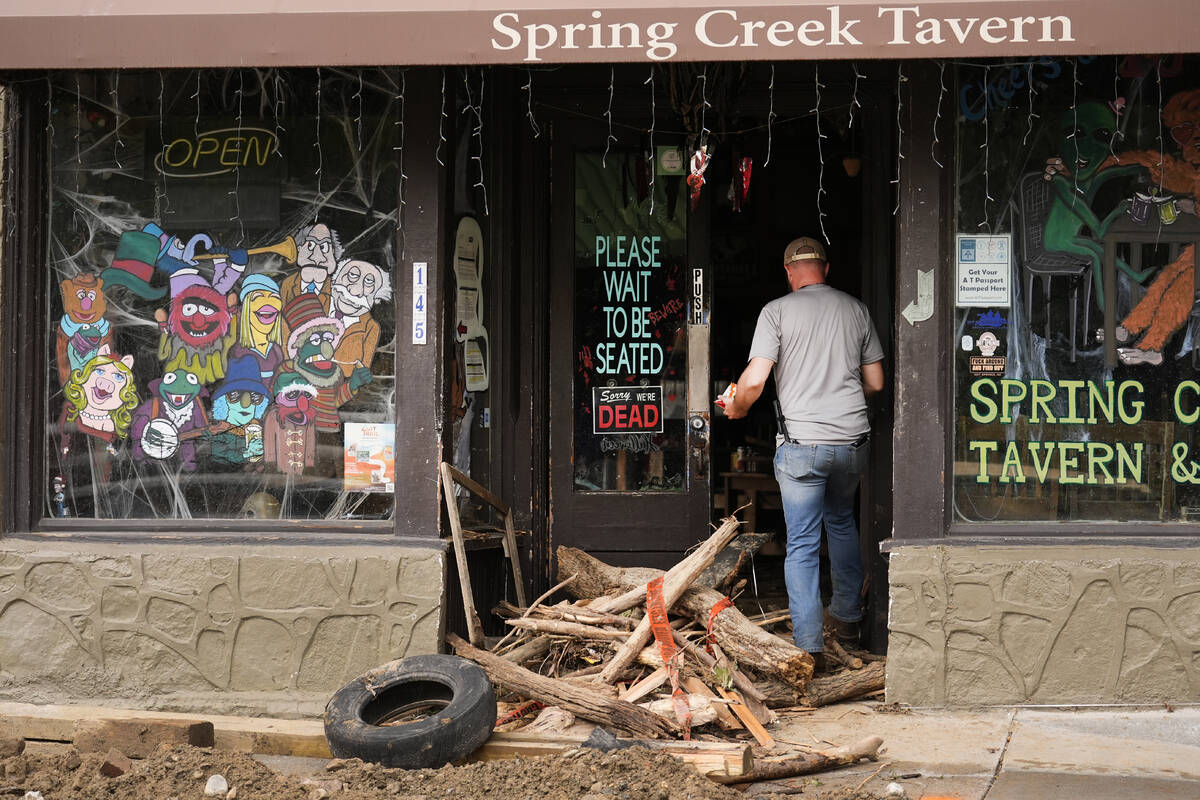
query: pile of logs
[{"left": 446, "top": 515, "right": 887, "bottom": 785}]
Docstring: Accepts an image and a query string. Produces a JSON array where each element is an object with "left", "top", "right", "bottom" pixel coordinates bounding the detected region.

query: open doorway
[{"left": 704, "top": 67, "right": 895, "bottom": 654}]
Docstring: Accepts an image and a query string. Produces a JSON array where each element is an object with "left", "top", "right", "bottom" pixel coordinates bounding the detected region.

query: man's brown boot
[
  {"left": 811, "top": 652, "right": 828, "bottom": 674},
  {"left": 831, "top": 617, "right": 860, "bottom": 648}
]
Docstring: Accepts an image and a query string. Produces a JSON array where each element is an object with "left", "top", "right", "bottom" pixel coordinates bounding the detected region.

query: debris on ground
[
  {"left": 440, "top": 515, "right": 888, "bottom": 795},
  {"left": 0, "top": 742, "right": 890, "bottom": 800}
]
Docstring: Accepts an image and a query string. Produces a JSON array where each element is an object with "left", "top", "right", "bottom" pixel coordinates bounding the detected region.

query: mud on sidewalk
[{"left": 7, "top": 742, "right": 890, "bottom": 800}]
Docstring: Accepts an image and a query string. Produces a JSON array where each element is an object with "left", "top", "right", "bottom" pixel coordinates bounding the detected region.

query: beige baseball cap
[{"left": 783, "top": 237, "right": 826, "bottom": 265}]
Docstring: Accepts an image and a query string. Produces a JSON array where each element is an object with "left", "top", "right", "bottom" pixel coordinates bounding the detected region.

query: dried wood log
[
  {"left": 501, "top": 635, "right": 553, "bottom": 665},
  {"left": 711, "top": 735, "right": 884, "bottom": 785},
  {"left": 504, "top": 618, "right": 629, "bottom": 639},
  {"left": 588, "top": 516, "right": 741, "bottom": 615},
  {"left": 558, "top": 546, "right": 813, "bottom": 690},
  {"left": 497, "top": 600, "right": 638, "bottom": 630},
  {"left": 596, "top": 517, "right": 742, "bottom": 683},
  {"left": 754, "top": 661, "right": 887, "bottom": 709},
  {"left": 642, "top": 693, "right": 722, "bottom": 728},
  {"left": 447, "top": 634, "right": 682, "bottom": 739},
  {"left": 802, "top": 662, "right": 885, "bottom": 707},
  {"left": 825, "top": 636, "right": 864, "bottom": 670}
]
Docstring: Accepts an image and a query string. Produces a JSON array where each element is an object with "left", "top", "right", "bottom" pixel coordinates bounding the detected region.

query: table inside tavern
[{"left": 720, "top": 471, "right": 781, "bottom": 533}]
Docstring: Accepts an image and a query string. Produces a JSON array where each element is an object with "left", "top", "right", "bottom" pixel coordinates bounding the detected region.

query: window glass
[
  {"left": 46, "top": 69, "right": 399, "bottom": 520},
  {"left": 953, "top": 55, "right": 1200, "bottom": 522},
  {"left": 572, "top": 149, "right": 689, "bottom": 491}
]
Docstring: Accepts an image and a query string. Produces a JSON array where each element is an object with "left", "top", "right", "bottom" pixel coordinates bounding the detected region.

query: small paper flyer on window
[{"left": 344, "top": 423, "right": 395, "bottom": 493}]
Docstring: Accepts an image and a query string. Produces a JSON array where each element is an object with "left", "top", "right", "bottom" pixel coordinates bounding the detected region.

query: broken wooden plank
[
  {"left": 716, "top": 687, "right": 774, "bottom": 748},
  {"left": 474, "top": 731, "right": 752, "bottom": 779},
  {"left": 0, "top": 701, "right": 332, "bottom": 758},
  {"left": 448, "top": 634, "right": 681, "bottom": 739},
  {"left": 619, "top": 668, "right": 670, "bottom": 704},
  {"left": 681, "top": 677, "right": 742, "bottom": 731},
  {"left": 440, "top": 462, "right": 487, "bottom": 647}
]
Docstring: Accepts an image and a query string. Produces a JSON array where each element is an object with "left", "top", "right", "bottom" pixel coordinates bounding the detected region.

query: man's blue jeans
[{"left": 773, "top": 441, "right": 867, "bottom": 653}]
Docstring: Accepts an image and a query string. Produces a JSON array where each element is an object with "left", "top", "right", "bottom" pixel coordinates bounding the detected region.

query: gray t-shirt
[{"left": 748, "top": 283, "right": 884, "bottom": 444}]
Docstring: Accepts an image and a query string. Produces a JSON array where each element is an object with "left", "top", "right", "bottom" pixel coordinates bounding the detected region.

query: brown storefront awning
[{"left": 0, "top": 1, "right": 1196, "bottom": 69}]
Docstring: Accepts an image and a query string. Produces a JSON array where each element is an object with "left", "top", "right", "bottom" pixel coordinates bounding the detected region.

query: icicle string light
[
  {"left": 932, "top": 61, "right": 946, "bottom": 169},
  {"left": 74, "top": 75, "right": 82, "bottom": 196},
  {"left": 273, "top": 71, "right": 286, "bottom": 160},
  {"left": 1109, "top": 57, "right": 1121, "bottom": 160},
  {"left": 230, "top": 69, "right": 245, "bottom": 242},
  {"left": 892, "top": 64, "right": 905, "bottom": 216},
  {"left": 354, "top": 70, "right": 364, "bottom": 153},
  {"left": 698, "top": 67, "right": 711, "bottom": 146},
  {"left": 314, "top": 67, "right": 324, "bottom": 221},
  {"left": 602, "top": 67, "right": 617, "bottom": 168},
  {"left": 193, "top": 69, "right": 202, "bottom": 144},
  {"left": 464, "top": 69, "right": 489, "bottom": 216},
  {"left": 814, "top": 65, "right": 829, "bottom": 245},
  {"left": 646, "top": 67, "right": 656, "bottom": 216},
  {"left": 1157, "top": 56, "right": 1165, "bottom": 195},
  {"left": 394, "top": 69, "right": 409, "bottom": 259},
  {"left": 45, "top": 76, "right": 53, "bottom": 139},
  {"left": 111, "top": 71, "right": 124, "bottom": 170},
  {"left": 156, "top": 71, "right": 170, "bottom": 219},
  {"left": 764, "top": 64, "right": 776, "bottom": 167},
  {"left": 435, "top": 69, "right": 447, "bottom": 167},
  {"left": 1023, "top": 61, "right": 1039, "bottom": 147},
  {"left": 523, "top": 68, "right": 541, "bottom": 138},
  {"left": 848, "top": 62, "right": 865, "bottom": 129},
  {"left": 1070, "top": 58, "right": 1081, "bottom": 202},
  {"left": 980, "top": 64, "right": 994, "bottom": 228}
]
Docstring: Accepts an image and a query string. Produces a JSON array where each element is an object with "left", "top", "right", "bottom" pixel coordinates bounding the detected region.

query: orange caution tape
[
  {"left": 645, "top": 576, "right": 691, "bottom": 737},
  {"left": 705, "top": 596, "right": 734, "bottom": 656},
  {"left": 494, "top": 700, "right": 545, "bottom": 727}
]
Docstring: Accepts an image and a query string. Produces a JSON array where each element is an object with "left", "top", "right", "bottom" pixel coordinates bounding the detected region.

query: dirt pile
[{"left": 3, "top": 743, "right": 845, "bottom": 800}]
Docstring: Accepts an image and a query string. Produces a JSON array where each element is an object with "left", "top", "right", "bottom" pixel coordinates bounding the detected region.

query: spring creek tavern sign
[
  {"left": 966, "top": 378, "right": 1200, "bottom": 488},
  {"left": 490, "top": 6, "right": 1078, "bottom": 62}
]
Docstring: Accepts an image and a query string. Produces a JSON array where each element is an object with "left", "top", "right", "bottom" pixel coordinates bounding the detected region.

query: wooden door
[{"left": 549, "top": 123, "right": 711, "bottom": 569}]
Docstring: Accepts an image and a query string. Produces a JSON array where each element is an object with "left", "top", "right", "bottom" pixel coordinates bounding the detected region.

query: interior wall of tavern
[
  {"left": 0, "top": 541, "right": 445, "bottom": 716},
  {"left": 887, "top": 545, "right": 1200, "bottom": 706}
]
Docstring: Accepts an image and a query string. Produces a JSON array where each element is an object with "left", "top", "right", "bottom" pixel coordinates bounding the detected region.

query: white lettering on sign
[
  {"left": 878, "top": 7, "right": 1073, "bottom": 45},
  {"left": 490, "top": 6, "right": 1076, "bottom": 62}
]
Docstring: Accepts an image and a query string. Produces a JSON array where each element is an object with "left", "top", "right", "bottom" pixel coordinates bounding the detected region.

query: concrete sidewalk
[{"left": 771, "top": 703, "right": 1200, "bottom": 799}]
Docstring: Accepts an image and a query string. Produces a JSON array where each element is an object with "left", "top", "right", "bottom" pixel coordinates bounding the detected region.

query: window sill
[{"left": 14, "top": 518, "right": 443, "bottom": 548}]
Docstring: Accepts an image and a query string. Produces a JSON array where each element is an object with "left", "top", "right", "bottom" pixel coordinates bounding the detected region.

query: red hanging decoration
[
  {"left": 687, "top": 144, "right": 709, "bottom": 211},
  {"left": 730, "top": 157, "right": 752, "bottom": 212}
]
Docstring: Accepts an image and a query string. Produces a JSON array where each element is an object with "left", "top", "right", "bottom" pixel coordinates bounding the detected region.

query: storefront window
[
  {"left": 572, "top": 149, "right": 689, "bottom": 491},
  {"left": 46, "top": 69, "right": 398, "bottom": 520},
  {"left": 953, "top": 55, "right": 1200, "bottom": 523}
]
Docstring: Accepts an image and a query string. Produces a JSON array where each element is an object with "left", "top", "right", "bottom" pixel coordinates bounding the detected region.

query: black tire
[{"left": 323, "top": 654, "right": 496, "bottom": 769}]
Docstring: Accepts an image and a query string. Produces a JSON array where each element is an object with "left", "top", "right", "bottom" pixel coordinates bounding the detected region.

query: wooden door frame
[{"left": 546, "top": 119, "right": 712, "bottom": 568}]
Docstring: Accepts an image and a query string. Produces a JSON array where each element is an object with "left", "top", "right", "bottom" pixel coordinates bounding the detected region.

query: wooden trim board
[
  {"left": 0, "top": 701, "right": 332, "bottom": 758},
  {"left": 0, "top": 702, "right": 751, "bottom": 778}
]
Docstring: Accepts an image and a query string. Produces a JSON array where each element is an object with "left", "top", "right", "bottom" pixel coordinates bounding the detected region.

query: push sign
[
  {"left": 593, "top": 385, "right": 664, "bottom": 434},
  {"left": 692, "top": 268, "right": 704, "bottom": 324}
]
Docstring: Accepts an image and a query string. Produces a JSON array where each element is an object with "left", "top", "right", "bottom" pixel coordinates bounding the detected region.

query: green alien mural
[{"left": 1041, "top": 101, "right": 1147, "bottom": 310}]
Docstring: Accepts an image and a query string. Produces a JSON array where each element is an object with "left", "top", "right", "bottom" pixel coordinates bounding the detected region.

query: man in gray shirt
[{"left": 723, "top": 237, "right": 884, "bottom": 672}]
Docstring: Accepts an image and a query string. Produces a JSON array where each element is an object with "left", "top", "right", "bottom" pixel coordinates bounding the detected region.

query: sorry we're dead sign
[{"left": 593, "top": 386, "right": 664, "bottom": 434}]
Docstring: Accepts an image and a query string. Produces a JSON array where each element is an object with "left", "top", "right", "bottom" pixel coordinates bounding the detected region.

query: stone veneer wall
[
  {"left": 0, "top": 539, "right": 445, "bottom": 717},
  {"left": 887, "top": 544, "right": 1200, "bottom": 706}
]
